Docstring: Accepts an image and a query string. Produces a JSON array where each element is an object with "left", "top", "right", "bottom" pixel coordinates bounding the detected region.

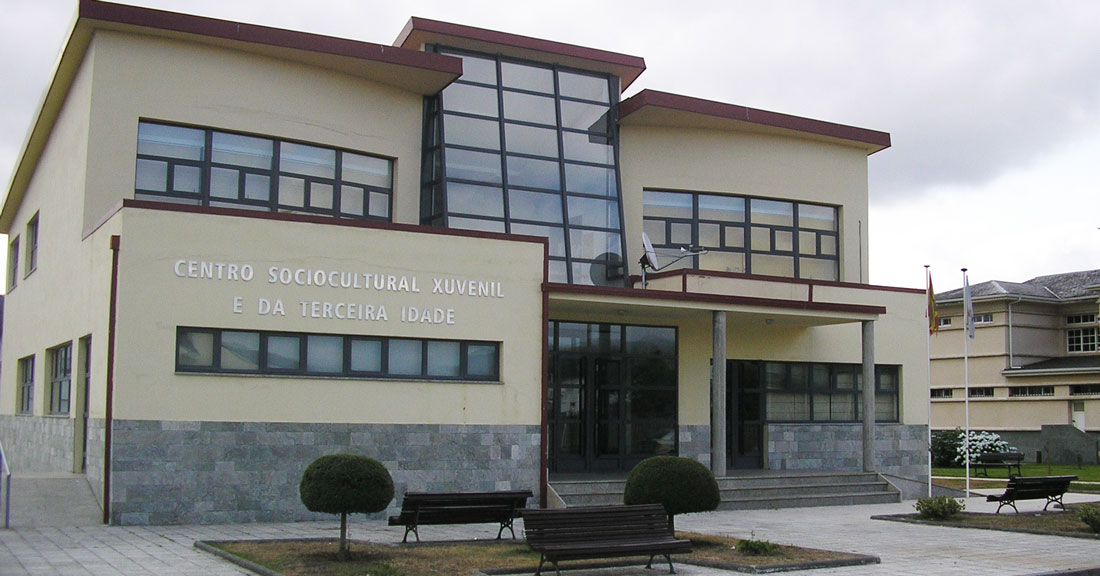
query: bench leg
[
  {"left": 401, "top": 524, "right": 419, "bottom": 543},
  {"left": 1044, "top": 495, "right": 1066, "bottom": 511},
  {"left": 497, "top": 517, "right": 517, "bottom": 540},
  {"left": 995, "top": 500, "right": 1017, "bottom": 514},
  {"left": 645, "top": 553, "right": 676, "bottom": 574}
]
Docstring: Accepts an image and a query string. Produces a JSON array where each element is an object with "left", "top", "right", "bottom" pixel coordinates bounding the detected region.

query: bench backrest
[
  {"left": 400, "top": 490, "right": 532, "bottom": 509},
  {"left": 1002, "top": 475, "right": 1076, "bottom": 497},
  {"left": 979, "top": 452, "right": 1023, "bottom": 463},
  {"left": 524, "top": 504, "right": 673, "bottom": 547}
]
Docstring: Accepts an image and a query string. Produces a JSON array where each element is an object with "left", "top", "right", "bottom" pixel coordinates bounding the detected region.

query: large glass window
[
  {"left": 48, "top": 343, "right": 72, "bottom": 415},
  {"left": 136, "top": 122, "right": 393, "bottom": 221},
  {"left": 1067, "top": 314, "right": 1099, "bottom": 353},
  {"left": 176, "top": 327, "right": 499, "bottom": 382},
  {"left": 643, "top": 190, "right": 839, "bottom": 281},
  {"left": 24, "top": 212, "right": 39, "bottom": 278},
  {"left": 17, "top": 355, "right": 34, "bottom": 415},
  {"left": 422, "top": 48, "right": 625, "bottom": 286},
  {"left": 6, "top": 236, "right": 18, "bottom": 292},
  {"left": 739, "top": 360, "right": 898, "bottom": 423}
]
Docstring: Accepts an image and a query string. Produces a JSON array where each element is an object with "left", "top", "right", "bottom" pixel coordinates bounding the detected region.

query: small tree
[
  {"left": 623, "top": 455, "right": 720, "bottom": 531},
  {"left": 299, "top": 454, "right": 394, "bottom": 558}
]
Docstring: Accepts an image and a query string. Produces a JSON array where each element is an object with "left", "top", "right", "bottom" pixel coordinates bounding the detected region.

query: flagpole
[
  {"left": 925, "top": 265, "right": 933, "bottom": 498},
  {"left": 962, "top": 268, "right": 971, "bottom": 498}
]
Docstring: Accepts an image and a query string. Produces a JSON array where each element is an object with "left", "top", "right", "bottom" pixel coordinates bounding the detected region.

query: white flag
[{"left": 963, "top": 270, "right": 975, "bottom": 339}]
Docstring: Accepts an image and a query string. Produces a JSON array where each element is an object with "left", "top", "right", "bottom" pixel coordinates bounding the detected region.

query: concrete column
[
  {"left": 861, "top": 320, "right": 876, "bottom": 472},
  {"left": 711, "top": 311, "right": 727, "bottom": 475}
]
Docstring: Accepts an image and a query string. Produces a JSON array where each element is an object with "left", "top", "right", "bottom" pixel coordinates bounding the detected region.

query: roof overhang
[
  {"left": 394, "top": 17, "right": 646, "bottom": 90},
  {"left": 619, "top": 89, "right": 891, "bottom": 155},
  {"left": 2, "top": 1, "right": 462, "bottom": 232}
]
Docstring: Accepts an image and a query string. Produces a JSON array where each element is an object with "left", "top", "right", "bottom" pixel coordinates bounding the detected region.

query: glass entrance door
[{"left": 727, "top": 361, "right": 764, "bottom": 469}]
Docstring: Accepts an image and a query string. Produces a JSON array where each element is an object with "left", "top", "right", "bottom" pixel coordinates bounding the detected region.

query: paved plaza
[{"left": 1, "top": 493, "right": 1098, "bottom": 575}]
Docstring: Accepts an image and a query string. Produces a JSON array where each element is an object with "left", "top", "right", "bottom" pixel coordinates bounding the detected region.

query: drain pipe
[{"left": 103, "top": 235, "right": 121, "bottom": 525}]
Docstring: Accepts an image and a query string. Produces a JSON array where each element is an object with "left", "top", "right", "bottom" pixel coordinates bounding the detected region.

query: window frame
[
  {"left": 24, "top": 212, "right": 39, "bottom": 278},
  {"left": 749, "top": 360, "right": 899, "bottom": 423},
  {"left": 17, "top": 355, "right": 34, "bottom": 415},
  {"left": 968, "top": 387, "right": 994, "bottom": 398},
  {"left": 6, "top": 235, "right": 19, "bottom": 292},
  {"left": 135, "top": 121, "right": 394, "bottom": 222},
  {"left": 175, "top": 327, "right": 501, "bottom": 382},
  {"left": 1008, "top": 385, "right": 1054, "bottom": 398},
  {"left": 48, "top": 342, "right": 73, "bottom": 415}
]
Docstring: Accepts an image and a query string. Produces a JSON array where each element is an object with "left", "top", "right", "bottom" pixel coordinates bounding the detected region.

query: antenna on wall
[{"left": 639, "top": 232, "right": 706, "bottom": 288}]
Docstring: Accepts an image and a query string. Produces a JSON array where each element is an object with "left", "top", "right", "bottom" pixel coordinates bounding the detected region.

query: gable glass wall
[{"left": 422, "top": 48, "right": 626, "bottom": 286}]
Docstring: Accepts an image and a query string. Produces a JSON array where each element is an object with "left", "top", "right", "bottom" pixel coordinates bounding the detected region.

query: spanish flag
[{"left": 927, "top": 270, "right": 938, "bottom": 335}]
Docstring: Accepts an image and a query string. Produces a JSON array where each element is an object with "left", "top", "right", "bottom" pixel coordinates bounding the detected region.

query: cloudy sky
[{"left": 1, "top": 0, "right": 1097, "bottom": 291}]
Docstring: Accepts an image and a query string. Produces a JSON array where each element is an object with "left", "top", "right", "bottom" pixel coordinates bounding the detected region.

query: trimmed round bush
[
  {"left": 300, "top": 454, "right": 394, "bottom": 556},
  {"left": 1079, "top": 503, "right": 1100, "bottom": 533},
  {"left": 914, "top": 495, "right": 965, "bottom": 520},
  {"left": 623, "top": 456, "right": 720, "bottom": 528}
]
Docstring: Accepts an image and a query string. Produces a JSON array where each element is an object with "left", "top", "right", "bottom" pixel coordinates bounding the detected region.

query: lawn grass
[
  {"left": 932, "top": 464, "right": 1100, "bottom": 493},
  {"left": 879, "top": 503, "right": 1100, "bottom": 539},
  {"left": 207, "top": 532, "right": 874, "bottom": 576}
]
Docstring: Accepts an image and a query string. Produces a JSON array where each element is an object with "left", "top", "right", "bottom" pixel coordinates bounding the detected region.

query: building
[
  {"left": 0, "top": 0, "right": 928, "bottom": 525},
  {"left": 931, "top": 270, "right": 1100, "bottom": 464}
]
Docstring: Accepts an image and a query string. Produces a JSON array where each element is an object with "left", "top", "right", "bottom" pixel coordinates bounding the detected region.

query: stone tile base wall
[
  {"left": 0, "top": 414, "right": 76, "bottom": 473},
  {"left": 86, "top": 419, "right": 106, "bottom": 504},
  {"left": 109, "top": 420, "right": 540, "bottom": 526},
  {"left": 677, "top": 424, "right": 711, "bottom": 466},
  {"left": 767, "top": 423, "right": 928, "bottom": 478}
]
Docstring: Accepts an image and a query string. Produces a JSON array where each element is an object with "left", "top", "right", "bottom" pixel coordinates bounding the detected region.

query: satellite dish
[
  {"left": 641, "top": 232, "right": 660, "bottom": 270},
  {"left": 590, "top": 253, "right": 623, "bottom": 286}
]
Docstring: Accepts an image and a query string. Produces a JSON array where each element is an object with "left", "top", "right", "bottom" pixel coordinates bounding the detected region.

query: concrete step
[
  {"left": 717, "top": 490, "right": 901, "bottom": 510},
  {"left": 5, "top": 473, "right": 102, "bottom": 528}
]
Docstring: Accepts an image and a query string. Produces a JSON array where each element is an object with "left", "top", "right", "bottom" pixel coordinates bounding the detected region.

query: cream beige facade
[
  {"left": 931, "top": 271, "right": 1100, "bottom": 463},
  {"left": 1, "top": 1, "right": 927, "bottom": 525}
]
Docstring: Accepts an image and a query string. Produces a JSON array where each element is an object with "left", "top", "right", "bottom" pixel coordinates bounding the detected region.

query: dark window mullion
[
  {"left": 551, "top": 65, "right": 574, "bottom": 283},
  {"left": 495, "top": 57, "right": 512, "bottom": 234},
  {"left": 201, "top": 130, "right": 214, "bottom": 207}
]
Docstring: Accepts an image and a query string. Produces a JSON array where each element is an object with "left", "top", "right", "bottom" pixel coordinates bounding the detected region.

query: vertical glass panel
[
  {"left": 751, "top": 199, "right": 794, "bottom": 226},
  {"left": 643, "top": 219, "right": 666, "bottom": 244},
  {"left": 625, "top": 326, "right": 675, "bottom": 356},
  {"left": 502, "top": 91, "right": 556, "bottom": 124},
  {"left": 559, "top": 388, "right": 582, "bottom": 417},
  {"left": 799, "top": 257, "right": 837, "bottom": 281},
  {"left": 448, "top": 183, "right": 504, "bottom": 218},
  {"left": 750, "top": 226, "right": 772, "bottom": 250},
  {"left": 444, "top": 114, "right": 501, "bottom": 150},
  {"left": 451, "top": 52, "right": 498, "bottom": 85},
  {"left": 306, "top": 335, "right": 343, "bottom": 373},
  {"left": 699, "top": 251, "right": 744, "bottom": 273},
  {"left": 266, "top": 335, "right": 301, "bottom": 370},
  {"left": 564, "top": 164, "right": 617, "bottom": 196},
  {"left": 799, "top": 203, "right": 836, "bottom": 231},
  {"left": 774, "top": 230, "right": 793, "bottom": 252},
  {"left": 631, "top": 423, "right": 676, "bottom": 455},
  {"left": 340, "top": 186, "right": 364, "bottom": 216},
  {"left": 799, "top": 231, "right": 817, "bottom": 255},
  {"left": 220, "top": 331, "right": 259, "bottom": 370},
  {"left": 177, "top": 331, "right": 214, "bottom": 367},
  {"left": 643, "top": 191, "right": 692, "bottom": 219},
  {"left": 560, "top": 101, "right": 610, "bottom": 132},
  {"left": 388, "top": 339, "right": 423, "bottom": 376},
  {"left": 596, "top": 422, "right": 620, "bottom": 455},
  {"left": 626, "top": 390, "right": 676, "bottom": 419},
  {"left": 448, "top": 216, "right": 506, "bottom": 233},
  {"left": 559, "top": 422, "right": 582, "bottom": 454},
  {"left": 558, "top": 71, "right": 609, "bottom": 102},
  {"left": 138, "top": 123, "right": 205, "bottom": 160},
  {"left": 555, "top": 323, "right": 589, "bottom": 352},
  {"left": 876, "top": 395, "right": 898, "bottom": 421},
  {"left": 670, "top": 222, "right": 692, "bottom": 245},
  {"left": 445, "top": 148, "right": 503, "bottom": 184},
  {"left": 135, "top": 159, "right": 168, "bottom": 191},
  {"left": 766, "top": 392, "right": 810, "bottom": 420},
  {"left": 547, "top": 260, "right": 569, "bottom": 283},
  {"left": 341, "top": 152, "right": 391, "bottom": 188},
  {"left": 466, "top": 343, "right": 498, "bottom": 379},
  {"left": 569, "top": 229, "right": 622, "bottom": 260},
  {"left": 724, "top": 225, "right": 746, "bottom": 248},
  {"left": 562, "top": 132, "right": 613, "bottom": 164},
  {"left": 244, "top": 173, "right": 270, "bottom": 201},
  {"left": 426, "top": 340, "right": 461, "bottom": 377},
  {"left": 567, "top": 196, "right": 619, "bottom": 228},
  {"left": 212, "top": 132, "right": 272, "bottom": 169},
  {"left": 504, "top": 123, "right": 559, "bottom": 157},
  {"left": 506, "top": 156, "right": 561, "bottom": 190},
  {"left": 811, "top": 365, "right": 830, "bottom": 390},
  {"left": 279, "top": 176, "right": 305, "bottom": 207},
  {"left": 501, "top": 61, "right": 554, "bottom": 92},
  {"left": 368, "top": 192, "right": 390, "bottom": 219},
  {"left": 350, "top": 339, "right": 382, "bottom": 372},
  {"left": 509, "top": 189, "right": 563, "bottom": 223},
  {"left": 820, "top": 235, "right": 837, "bottom": 256},
  {"left": 310, "top": 182, "right": 334, "bottom": 210},
  {"left": 752, "top": 254, "right": 795, "bottom": 277},
  {"left": 441, "top": 83, "right": 500, "bottom": 117},
  {"left": 173, "top": 165, "right": 202, "bottom": 194},
  {"left": 511, "top": 223, "right": 566, "bottom": 257},
  {"left": 281, "top": 142, "right": 335, "bottom": 179},
  {"left": 210, "top": 167, "right": 239, "bottom": 199},
  {"left": 698, "top": 223, "right": 721, "bottom": 247},
  {"left": 699, "top": 194, "right": 745, "bottom": 222}
]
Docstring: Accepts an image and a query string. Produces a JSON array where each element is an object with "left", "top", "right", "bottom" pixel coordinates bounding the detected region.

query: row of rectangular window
[
  {"left": 176, "top": 327, "right": 500, "bottom": 381},
  {"left": 15, "top": 341, "right": 72, "bottom": 416},
  {"left": 740, "top": 361, "right": 899, "bottom": 423},
  {"left": 5, "top": 212, "right": 40, "bottom": 292},
  {"left": 935, "top": 385, "right": 1099, "bottom": 398},
  {"left": 135, "top": 122, "right": 393, "bottom": 221}
]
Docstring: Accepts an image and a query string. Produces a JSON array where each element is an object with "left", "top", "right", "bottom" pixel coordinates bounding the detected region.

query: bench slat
[{"left": 387, "top": 490, "right": 532, "bottom": 543}]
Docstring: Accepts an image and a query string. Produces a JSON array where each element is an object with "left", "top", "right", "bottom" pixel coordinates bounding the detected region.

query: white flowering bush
[{"left": 954, "top": 430, "right": 1014, "bottom": 465}]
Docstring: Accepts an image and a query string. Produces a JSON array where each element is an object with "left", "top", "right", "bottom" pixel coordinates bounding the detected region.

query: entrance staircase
[{"left": 551, "top": 471, "right": 900, "bottom": 510}]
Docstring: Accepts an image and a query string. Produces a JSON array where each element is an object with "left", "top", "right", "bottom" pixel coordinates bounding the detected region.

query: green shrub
[
  {"left": 300, "top": 453, "right": 394, "bottom": 557},
  {"left": 1078, "top": 504, "right": 1100, "bottom": 533},
  {"left": 736, "top": 532, "right": 780, "bottom": 556},
  {"left": 914, "top": 496, "right": 965, "bottom": 520},
  {"left": 931, "top": 428, "right": 964, "bottom": 467},
  {"left": 623, "top": 456, "right": 720, "bottom": 531}
]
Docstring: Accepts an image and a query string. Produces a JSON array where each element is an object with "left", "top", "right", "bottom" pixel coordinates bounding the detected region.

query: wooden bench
[
  {"left": 975, "top": 451, "right": 1024, "bottom": 477},
  {"left": 986, "top": 475, "right": 1077, "bottom": 514},
  {"left": 387, "top": 490, "right": 532, "bottom": 543},
  {"left": 523, "top": 504, "right": 692, "bottom": 576}
]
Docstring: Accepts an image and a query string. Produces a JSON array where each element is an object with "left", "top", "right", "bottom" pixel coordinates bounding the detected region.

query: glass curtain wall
[{"left": 422, "top": 48, "right": 626, "bottom": 286}]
